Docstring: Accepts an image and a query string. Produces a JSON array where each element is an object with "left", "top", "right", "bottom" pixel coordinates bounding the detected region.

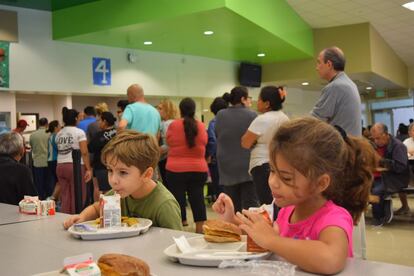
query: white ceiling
[{"left": 287, "top": 0, "right": 414, "bottom": 66}]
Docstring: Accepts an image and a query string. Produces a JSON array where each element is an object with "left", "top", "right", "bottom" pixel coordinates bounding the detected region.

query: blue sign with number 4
[{"left": 93, "top": 57, "right": 111, "bottom": 86}]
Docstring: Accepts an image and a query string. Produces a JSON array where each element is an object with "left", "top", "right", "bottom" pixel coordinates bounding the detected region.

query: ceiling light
[
  {"left": 366, "top": 86, "right": 373, "bottom": 90},
  {"left": 257, "top": 53, "right": 265, "bottom": 57},
  {"left": 204, "top": 31, "right": 214, "bottom": 35},
  {"left": 301, "top": 82, "right": 309, "bottom": 86},
  {"left": 143, "top": 41, "right": 152, "bottom": 45},
  {"left": 402, "top": 2, "right": 414, "bottom": 11}
]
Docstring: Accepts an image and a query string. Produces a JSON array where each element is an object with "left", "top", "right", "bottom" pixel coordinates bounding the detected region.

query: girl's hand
[
  {"left": 63, "top": 215, "right": 84, "bottom": 230},
  {"left": 212, "top": 193, "right": 235, "bottom": 223},
  {"left": 236, "top": 209, "right": 279, "bottom": 249}
]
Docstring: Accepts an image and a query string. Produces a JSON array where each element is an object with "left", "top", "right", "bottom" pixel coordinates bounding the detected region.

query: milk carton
[{"left": 99, "top": 194, "right": 121, "bottom": 228}]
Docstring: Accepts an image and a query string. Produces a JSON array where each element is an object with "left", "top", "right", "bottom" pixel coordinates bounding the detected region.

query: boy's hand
[
  {"left": 63, "top": 215, "right": 84, "bottom": 230},
  {"left": 236, "top": 209, "right": 279, "bottom": 250},
  {"left": 212, "top": 193, "right": 236, "bottom": 223}
]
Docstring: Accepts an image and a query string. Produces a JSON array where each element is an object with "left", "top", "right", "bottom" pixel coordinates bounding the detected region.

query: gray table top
[
  {"left": 0, "top": 203, "right": 53, "bottom": 225},
  {"left": 0, "top": 212, "right": 413, "bottom": 276}
]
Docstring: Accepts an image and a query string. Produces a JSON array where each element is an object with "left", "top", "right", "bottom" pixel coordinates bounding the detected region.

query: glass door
[{"left": 373, "top": 110, "right": 393, "bottom": 134}]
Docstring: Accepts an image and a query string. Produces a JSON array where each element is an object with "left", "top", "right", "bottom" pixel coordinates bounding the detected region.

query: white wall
[
  {"left": 16, "top": 94, "right": 55, "bottom": 121},
  {"left": 52, "top": 95, "right": 72, "bottom": 121},
  {"left": 0, "top": 5, "right": 237, "bottom": 98},
  {"left": 409, "top": 66, "right": 414, "bottom": 88},
  {"left": 283, "top": 88, "right": 321, "bottom": 117},
  {"left": 260, "top": 83, "right": 320, "bottom": 118},
  {"left": 0, "top": 92, "right": 16, "bottom": 127}
]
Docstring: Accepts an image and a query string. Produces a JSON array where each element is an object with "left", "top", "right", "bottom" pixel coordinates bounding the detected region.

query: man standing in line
[
  {"left": 29, "top": 117, "right": 50, "bottom": 199},
  {"left": 77, "top": 106, "right": 96, "bottom": 134},
  {"left": 13, "top": 119, "right": 29, "bottom": 135},
  {"left": 311, "top": 47, "right": 365, "bottom": 259},
  {"left": 14, "top": 119, "right": 29, "bottom": 165},
  {"left": 311, "top": 46, "right": 361, "bottom": 136},
  {"left": 118, "top": 84, "right": 161, "bottom": 138}
]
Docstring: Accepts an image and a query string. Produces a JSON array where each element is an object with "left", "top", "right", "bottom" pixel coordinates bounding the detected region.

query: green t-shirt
[{"left": 107, "top": 182, "right": 182, "bottom": 230}]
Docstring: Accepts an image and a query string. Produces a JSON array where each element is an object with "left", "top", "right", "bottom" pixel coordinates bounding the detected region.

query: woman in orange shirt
[{"left": 166, "top": 97, "right": 208, "bottom": 233}]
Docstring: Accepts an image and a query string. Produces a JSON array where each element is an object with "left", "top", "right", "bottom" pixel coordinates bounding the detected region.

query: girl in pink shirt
[{"left": 213, "top": 117, "right": 378, "bottom": 274}]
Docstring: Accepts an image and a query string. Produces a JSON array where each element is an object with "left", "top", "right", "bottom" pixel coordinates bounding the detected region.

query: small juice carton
[
  {"left": 247, "top": 205, "right": 273, "bottom": 252},
  {"left": 40, "top": 199, "right": 56, "bottom": 216},
  {"left": 99, "top": 194, "right": 121, "bottom": 228}
]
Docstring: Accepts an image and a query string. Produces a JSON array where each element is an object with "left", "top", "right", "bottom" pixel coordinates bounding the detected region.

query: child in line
[
  {"left": 213, "top": 117, "right": 377, "bottom": 274},
  {"left": 64, "top": 130, "right": 182, "bottom": 231}
]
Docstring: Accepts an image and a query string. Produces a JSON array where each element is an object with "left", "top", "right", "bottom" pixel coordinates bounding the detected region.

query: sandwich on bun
[
  {"left": 203, "top": 219, "right": 242, "bottom": 243},
  {"left": 98, "top": 253, "right": 150, "bottom": 276}
]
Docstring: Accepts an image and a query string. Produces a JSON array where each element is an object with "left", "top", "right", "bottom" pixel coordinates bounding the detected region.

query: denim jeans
[{"left": 371, "top": 178, "right": 385, "bottom": 220}]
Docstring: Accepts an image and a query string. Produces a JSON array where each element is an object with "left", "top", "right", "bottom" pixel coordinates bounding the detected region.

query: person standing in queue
[
  {"left": 56, "top": 109, "right": 92, "bottom": 214},
  {"left": 215, "top": 86, "right": 259, "bottom": 213},
  {"left": 242, "top": 86, "right": 289, "bottom": 206},
  {"left": 166, "top": 98, "right": 208, "bottom": 233}
]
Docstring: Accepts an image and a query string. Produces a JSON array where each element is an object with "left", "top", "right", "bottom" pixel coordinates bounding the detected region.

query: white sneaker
[{"left": 384, "top": 199, "right": 393, "bottom": 224}]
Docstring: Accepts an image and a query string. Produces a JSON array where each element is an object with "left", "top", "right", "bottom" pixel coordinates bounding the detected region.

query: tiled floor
[
  {"left": 365, "top": 197, "right": 414, "bottom": 267},
  {"left": 183, "top": 196, "right": 414, "bottom": 267}
]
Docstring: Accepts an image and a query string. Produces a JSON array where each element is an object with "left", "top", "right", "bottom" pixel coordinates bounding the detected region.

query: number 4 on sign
[
  {"left": 95, "top": 60, "right": 109, "bottom": 84},
  {"left": 92, "top": 57, "right": 111, "bottom": 86}
]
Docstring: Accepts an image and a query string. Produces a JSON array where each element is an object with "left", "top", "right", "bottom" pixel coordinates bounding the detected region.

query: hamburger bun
[
  {"left": 203, "top": 220, "right": 242, "bottom": 243},
  {"left": 97, "top": 253, "right": 149, "bottom": 276}
]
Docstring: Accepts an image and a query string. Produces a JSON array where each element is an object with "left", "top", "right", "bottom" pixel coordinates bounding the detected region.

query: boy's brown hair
[
  {"left": 269, "top": 117, "right": 379, "bottom": 225},
  {"left": 101, "top": 130, "right": 160, "bottom": 173}
]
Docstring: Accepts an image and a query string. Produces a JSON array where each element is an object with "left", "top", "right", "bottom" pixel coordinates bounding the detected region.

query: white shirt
[
  {"left": 247, "top": 110, "right": 289, "bottom": 172},
  {"left": 403, "top": 137, "right": 414, "bottom": 160},
  {"left": 56, "top": 126, "right": 86, "bottom": 164}
]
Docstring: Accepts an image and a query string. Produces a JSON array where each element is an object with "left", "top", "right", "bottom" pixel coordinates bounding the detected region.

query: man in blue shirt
[
  {"left": 77, "top": 106, "right": 96, "bottom": 134},
  {"left": 118, "top": 84, "right": 160, "bottom": 138}
]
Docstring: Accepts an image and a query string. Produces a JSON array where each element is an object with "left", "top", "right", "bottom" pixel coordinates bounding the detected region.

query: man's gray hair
[
  {"left": 323, "top": 47, "right": 346, "bottom": 71},
  {"left": 372, "top": 122, "right": 388, "bottom": 134},
  {"left": 0, "top": 132, "right": 24, "bottom": 157}
]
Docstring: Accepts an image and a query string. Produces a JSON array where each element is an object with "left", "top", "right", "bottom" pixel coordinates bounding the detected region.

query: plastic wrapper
[
  {"left": 219, "top": 260, "right": 296, "bottom": 276},
  {"left": 19, "top": 196, "right": 40, "bottom": 215}
]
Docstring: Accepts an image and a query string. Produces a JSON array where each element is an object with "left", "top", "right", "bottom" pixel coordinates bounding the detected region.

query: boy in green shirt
[{"left": 64, "top": 130, "right": 182, "bottom": 230}]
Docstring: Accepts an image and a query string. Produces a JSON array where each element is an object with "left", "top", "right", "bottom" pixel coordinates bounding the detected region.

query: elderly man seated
[
  {"left": 0, "top": 131, "right": 37, "bottom": 205},
  {"left": 370, "top": 123, "right": 410, "bottom": 226}
]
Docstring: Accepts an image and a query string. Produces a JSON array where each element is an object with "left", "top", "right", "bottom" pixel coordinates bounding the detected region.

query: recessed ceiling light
[
  {"left": 402, "top": 1, "right": 414, "bottom": 11},
  {"left": 366, "top": 86, "right": 373, "bottom": 90},
  {"left": 257, "top": 53, "right": 265, "bottom": 57},
  {"left": 204, "top": 31, "right": 214, "bottom": 35},
  {"left": 143, "top": 41, "right": 152, "bottom": 45},
  {"left": 301, "top": 82, "right": 309, "bottom": 86}
]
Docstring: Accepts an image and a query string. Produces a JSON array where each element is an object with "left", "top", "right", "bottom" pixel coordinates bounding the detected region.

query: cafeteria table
[
  {"left": 0, "top": 211, "right": 413, "bottom": 276},
  {"left": 0, "top": 202, "right": 59, "bottom": 225}
]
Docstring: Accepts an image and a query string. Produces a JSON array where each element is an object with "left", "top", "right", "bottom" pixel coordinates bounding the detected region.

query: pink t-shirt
[{"left": 276, "top": 200, "right": 354, "bottom": 257}]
